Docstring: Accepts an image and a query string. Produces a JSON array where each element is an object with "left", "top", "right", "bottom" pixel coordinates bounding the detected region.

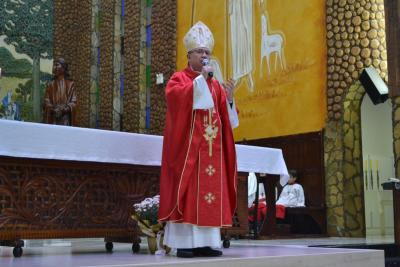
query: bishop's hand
[
  {"left": 201, "top": 65, "right": 214, "bottom": 80},
  {"left": 222, "top": 78, "right": 235, "bottom": 103}
]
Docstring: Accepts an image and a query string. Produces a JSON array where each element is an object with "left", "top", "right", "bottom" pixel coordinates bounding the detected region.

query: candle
[{"left": 369, "top": 158, "right": 372, "bottom": 172}]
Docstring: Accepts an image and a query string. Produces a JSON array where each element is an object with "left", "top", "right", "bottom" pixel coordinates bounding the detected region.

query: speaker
[{"left": 359, "top": 66, "right": 389, "bottom": 105}]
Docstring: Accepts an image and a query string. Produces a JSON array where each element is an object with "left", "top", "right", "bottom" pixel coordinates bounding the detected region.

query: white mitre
[{"left": 183, "top": 21, "right": 214, "bottom": 53}]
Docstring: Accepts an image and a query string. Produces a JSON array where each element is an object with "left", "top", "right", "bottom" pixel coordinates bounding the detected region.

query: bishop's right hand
[{"left": 201, "top": 65, "right": 214, "bottom": 80}]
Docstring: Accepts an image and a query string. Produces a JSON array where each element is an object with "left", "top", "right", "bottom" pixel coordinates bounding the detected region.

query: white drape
[
  {"left": 0, "top": 120, "right": 289, "bottom": 185},
  {"left": 229, "top": 0, "right": 254, "bottom": 90}
]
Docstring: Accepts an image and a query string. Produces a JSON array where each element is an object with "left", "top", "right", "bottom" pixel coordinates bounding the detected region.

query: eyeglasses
[{"left": 190, "top": 48, "right": 211, "bottom": 56}]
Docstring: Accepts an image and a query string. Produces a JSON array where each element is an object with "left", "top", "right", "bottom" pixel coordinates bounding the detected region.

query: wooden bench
[
  {"left": 283, "top": 206, "right": 326, "bottom": 235},
  {"left": 244, "top": 131, "right": 327, "bottom": 238}
]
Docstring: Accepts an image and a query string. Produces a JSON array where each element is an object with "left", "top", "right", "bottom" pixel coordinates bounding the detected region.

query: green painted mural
[{"left": 0, "top": 0, "right": 53, "bottom": 122}]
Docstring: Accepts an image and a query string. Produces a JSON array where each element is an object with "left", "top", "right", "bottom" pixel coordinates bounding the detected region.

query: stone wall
[
  {"left": 324, "top": 0, "right": 387, "bottom": 236},
  {"left": 393, "top": 97, "right": 400, "bottom": 176},
  {"left": 122, "top": 0, "right": 142, "bottom": 133},
  {"left": 98, "top": 0, "right": 115, "bottom": 130},
  {"left": 54, "top": 0, "right": 92, "bottom": 127},
  {"left": 325, "top": 81, "right": 365, "bottom": 236},
  {"left": 54, "top": 1, "right": 176, "bottom": 134},
  {"left": 326, "top": 0, "right": 387, "bottom": 120},
  {"left": 149, "top": 0, "right": 177, "bottom": 135}
]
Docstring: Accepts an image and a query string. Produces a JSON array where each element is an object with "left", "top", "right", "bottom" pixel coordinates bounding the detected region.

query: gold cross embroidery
[
  {"left": 204, "top": 192, "right": 216, "bottom": 204},
  {"left": 205, "top": 165, "right": 216, "bottom": 176},
  {"left": 203, "top": 109, "right": 218, "bottom": 157}
]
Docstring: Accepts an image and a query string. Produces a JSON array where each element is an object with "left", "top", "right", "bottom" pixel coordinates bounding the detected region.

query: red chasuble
[{"left": 159, "top": 67, "right": 237, "bottom": 227}]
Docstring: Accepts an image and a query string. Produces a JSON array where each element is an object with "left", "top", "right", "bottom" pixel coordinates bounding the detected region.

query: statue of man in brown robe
[{"left": 43, "top": 58, "right": 77, "bottom": 126}]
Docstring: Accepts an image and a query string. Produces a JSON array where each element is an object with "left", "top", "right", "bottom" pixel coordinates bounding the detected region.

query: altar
[{"left": 0, "top": 120, "right": 289, "bottom": 256}]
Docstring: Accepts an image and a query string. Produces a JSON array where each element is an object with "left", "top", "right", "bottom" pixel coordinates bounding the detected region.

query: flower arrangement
[
  {"left": 132, "top": 195, "right": 163, "bottom": 238},
  {"left": 132, "top": 195, "right": 170, "bottom": 254}
]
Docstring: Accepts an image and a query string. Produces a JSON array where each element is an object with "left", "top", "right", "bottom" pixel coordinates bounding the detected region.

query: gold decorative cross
[
  {"left": 205, "top": 164, "right": 216, "bottom": 176},
  {"left": 204, "top": 192, "right": 216, "bottom": 204},
  {"left": 203, "top": 109, "right": 218, "bottom": 157}
]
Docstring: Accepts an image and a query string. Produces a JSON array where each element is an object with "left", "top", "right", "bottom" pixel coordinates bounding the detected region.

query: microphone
[{"left": 201, "top": 58, "right": 213, "bottom": 78}]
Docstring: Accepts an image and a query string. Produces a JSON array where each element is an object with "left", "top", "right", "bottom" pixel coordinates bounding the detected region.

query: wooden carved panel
[{"left": 0, "top": 157, "right": 160, "bottom": 240}]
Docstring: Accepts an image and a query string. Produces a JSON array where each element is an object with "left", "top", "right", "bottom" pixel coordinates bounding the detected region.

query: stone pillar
[{"left": 324, "top": 0, "right": 387, "bottom": 236}]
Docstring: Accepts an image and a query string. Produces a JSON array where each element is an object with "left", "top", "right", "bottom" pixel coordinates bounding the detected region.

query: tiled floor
[
  {"left": 0, "top": 237, "right": 389, "bottom": 267},
  {"left": 232, "top": 235, "right": 395, "bottom": 246}
]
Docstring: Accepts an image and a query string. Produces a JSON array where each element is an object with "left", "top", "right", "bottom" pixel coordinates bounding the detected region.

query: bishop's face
[{"left": 187, "top": 47, "right": 211, "bottom": 72}]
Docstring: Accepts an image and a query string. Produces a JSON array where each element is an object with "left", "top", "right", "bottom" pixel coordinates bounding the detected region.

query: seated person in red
[
  {"left": 248, "top": 173, "right": 266, "bottom": 224},
  {"left": 249, "top": 170, "right": 304, "bottom": 229}
]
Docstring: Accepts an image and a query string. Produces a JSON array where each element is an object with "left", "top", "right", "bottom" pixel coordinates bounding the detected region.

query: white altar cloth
[{"left": 0, "top": 120, "right": 289, "bottom": 185}]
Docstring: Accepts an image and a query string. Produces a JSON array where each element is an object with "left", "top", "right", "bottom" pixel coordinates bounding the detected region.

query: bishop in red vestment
[{"left": 158, "top": 21, "right": 239, "bottom": 258}]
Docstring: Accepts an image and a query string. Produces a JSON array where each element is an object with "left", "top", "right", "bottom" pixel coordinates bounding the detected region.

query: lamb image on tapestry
[{"left": 259, "top": 0, "right": 287, "bottom": 77}]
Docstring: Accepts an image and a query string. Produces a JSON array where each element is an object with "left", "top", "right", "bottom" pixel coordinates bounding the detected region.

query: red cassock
[
  {"left": 248, "top": 202, "right": 286, "bottom": 222},
  {"left": 159, "top": 67, "right": 237, "bottom": 227}
]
